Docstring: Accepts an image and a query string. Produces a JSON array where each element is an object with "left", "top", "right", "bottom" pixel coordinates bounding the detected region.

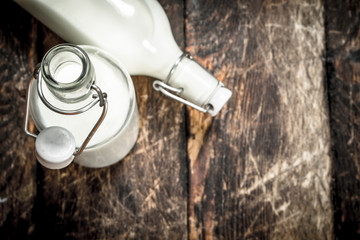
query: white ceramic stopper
[
  {"left": 207, "top": 86, "right": 232, "bottom": 116},
  {"left": 35, "top": 126, "right": 75, "bottom": 169},
  {"left": 169, "top": 57, "right": 232, "bottom": 116}
]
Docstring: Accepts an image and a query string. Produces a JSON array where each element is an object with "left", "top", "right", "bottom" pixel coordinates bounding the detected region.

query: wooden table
[{"left": 1, "top": 0, "right": 359, "bottom": 239}]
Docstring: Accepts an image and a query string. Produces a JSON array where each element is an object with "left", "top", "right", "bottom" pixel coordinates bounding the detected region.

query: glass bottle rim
[{"left": 41, "top": 43, "right": 91, "bottom": 91}]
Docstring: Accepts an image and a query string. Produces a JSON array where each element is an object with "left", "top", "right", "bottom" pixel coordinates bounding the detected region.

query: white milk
[{"left": 54, "top": 62, "right": 82, "bottom": 84}]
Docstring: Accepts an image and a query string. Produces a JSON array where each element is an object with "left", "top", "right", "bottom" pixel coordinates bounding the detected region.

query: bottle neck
[
  {"left": 164, "top": 53, "right": 232, "bottom": 116},
  {"left": 41, "top": 44, "right": 95, "bottom": 103}
]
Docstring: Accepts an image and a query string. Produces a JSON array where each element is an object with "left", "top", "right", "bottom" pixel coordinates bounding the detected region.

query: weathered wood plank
[
  {"left": 325, "top": 0, "right": 360, "bottom": 239},
  {"left": 0, "top": 1, "right": 38, "bottom": 239},
  {"left": 185, "top": 0, "right": 332, "bottom": 239},
  {"left": 5, "top": 1, "right": 188, "bottom": 239},
  {"left": 4, "top": 0, "right": 353, "bottom": 239}
]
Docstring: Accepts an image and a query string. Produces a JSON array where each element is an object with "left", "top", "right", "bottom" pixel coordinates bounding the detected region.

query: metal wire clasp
[
  {"left": 24, "top": 65, "right": 108, "bottom": 156},
  {"left": 152, "top": 53, "right": 211, "bottom": 113},
  {"left": 152, "top": 80, "right": 211, "bottom": 113}
]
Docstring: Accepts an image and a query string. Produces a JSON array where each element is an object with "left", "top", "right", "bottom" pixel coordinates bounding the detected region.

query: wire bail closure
[
  {"left": 152, "top": 53, "right": 212, "bottom": 113},
  {"left": 24, "top": 65, "right": 108, "bottom": 156}
]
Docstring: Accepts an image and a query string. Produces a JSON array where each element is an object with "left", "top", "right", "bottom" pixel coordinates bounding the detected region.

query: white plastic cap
[{"left": 35, "top": 126, "right": 75, "bottom": 169}]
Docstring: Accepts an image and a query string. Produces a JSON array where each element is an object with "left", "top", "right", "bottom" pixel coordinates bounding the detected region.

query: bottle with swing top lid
[
  {"left": 25, "top": 44, "right": 139, "bottom": 169},
  {"left": 15, "top": 0, "right": 232, "bottom": 116}
]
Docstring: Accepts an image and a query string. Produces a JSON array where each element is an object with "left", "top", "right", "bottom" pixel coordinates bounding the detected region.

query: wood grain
[
  {"left": 325, "top": 0, "right": 360, "bottom": 239},
  {"left": 3, "top": 0, "right": 360, "bottom": 239},
  {"left": 186, "top": 0, "right": 332, "bottom": 239},
  {"left": 0, "top": 1, "right": 38, "bottom": 239}
]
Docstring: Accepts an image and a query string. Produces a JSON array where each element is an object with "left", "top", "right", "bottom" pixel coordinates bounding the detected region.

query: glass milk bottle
[
  {"left": 15, "top": 0, "right": 232, "bottom": 116},
  {"left": 25, "top": 44, "right": 139, "bottom": 169}
]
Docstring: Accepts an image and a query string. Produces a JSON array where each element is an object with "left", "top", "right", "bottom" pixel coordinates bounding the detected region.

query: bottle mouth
[{"left": 41, "top": 44, "right": 94, "bottom": 101}]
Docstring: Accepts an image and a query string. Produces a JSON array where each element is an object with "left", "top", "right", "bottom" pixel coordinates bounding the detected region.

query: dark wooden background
[{"left": 0, "top": 0, "right": 359, "bottom": 239}]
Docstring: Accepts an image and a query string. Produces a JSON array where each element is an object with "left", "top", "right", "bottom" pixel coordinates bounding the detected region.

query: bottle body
[
  {"left": 15, "top": 0, "right": 232, "bottom": 116},
  {"left": 15, "top": 0, "right": 181, "bottom": 79},
  {"left": 30, "top": 45, "right": 139, "bottom": 168}
]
